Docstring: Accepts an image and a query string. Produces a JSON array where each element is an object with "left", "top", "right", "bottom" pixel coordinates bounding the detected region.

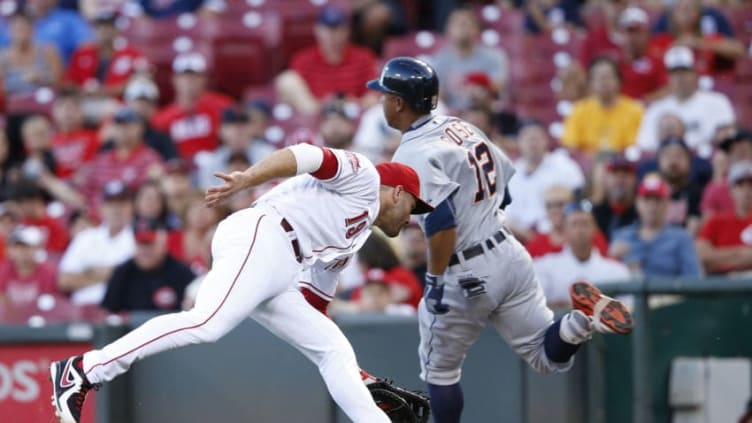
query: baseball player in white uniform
[
  {"left": 50, "top": 144, "right": 434, "bottom": 423},
  {"left": 367, "top": 57, "right": 635, "bottom": 423}
]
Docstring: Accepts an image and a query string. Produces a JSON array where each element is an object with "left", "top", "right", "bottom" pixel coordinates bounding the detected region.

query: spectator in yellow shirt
[{"left": 562, "top": 57, "right": 644, "bottom": 158}]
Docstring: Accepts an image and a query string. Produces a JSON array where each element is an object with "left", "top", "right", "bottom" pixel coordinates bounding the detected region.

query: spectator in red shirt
[
  {"left": 64, "top": 10, "right": 146, "bottom": 97},
  {"left": 50, "top": 88, "right": 99, "bottom": 179},
  {"left": 649, "top": 0, "right": 743, "bottom": 77},
  {"left": 275, "top": 5, "right": 378, "bottom": 115},
  {"left": 0, "top": 225, "right": 58, "bottom": 307},
  {"left": 7, "top": 179, "right": 69, "bottom": 255},
  {"left": 335, "top": 232, "right": 422, "bottom": 313},
  {"left": 76, "top": 106, "right": 164, "bottom": 206},
  {"left": 526, "top": 185, "right": 609, "bottom": 258},
  {"left": 151, "top": 52, "right": 233, "bottom": 161},
  {"left": 697, "top": 160, "right": 752, "bottom": 274},
  {"left": 702, "top": 129, "right": 752, "bottom": 219},
  {"left": 616, "top": 7, "right": 667, "bottom": 101}
]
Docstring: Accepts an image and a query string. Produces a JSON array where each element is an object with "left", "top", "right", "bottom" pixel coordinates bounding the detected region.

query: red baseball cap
[
  {"left": 375, "top": 163, "right": 433, "bottom": 214},
  {"left": 637, "top": 174, "right": 670, "bottom": 198}
]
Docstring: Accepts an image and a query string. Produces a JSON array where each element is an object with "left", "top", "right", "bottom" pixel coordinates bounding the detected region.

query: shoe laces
[{"left": 74, "top": 382, "right": 100, "bottom": 410}]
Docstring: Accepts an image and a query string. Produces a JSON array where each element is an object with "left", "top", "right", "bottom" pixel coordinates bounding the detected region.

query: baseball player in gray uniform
[{"left": 367, "top": 57, "right": 634, "bottom": 423}]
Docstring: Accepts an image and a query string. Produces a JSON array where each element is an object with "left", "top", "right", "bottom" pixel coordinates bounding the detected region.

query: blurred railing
[{"left": 600, "top": 277, "right": 752, "bottom": 423}]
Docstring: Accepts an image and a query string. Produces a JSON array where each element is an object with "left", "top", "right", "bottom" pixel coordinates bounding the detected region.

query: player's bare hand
[{"left": 205, "top": 171, "right": 249, "bottom": 207}]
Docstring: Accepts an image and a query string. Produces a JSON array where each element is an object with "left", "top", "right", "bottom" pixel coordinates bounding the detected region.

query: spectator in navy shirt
[
  {"left": 610, "top": 173, "right": 702, "bottom": 278},
  {"left": 101, "top": 219, "right": 195, "bottom": 312}
]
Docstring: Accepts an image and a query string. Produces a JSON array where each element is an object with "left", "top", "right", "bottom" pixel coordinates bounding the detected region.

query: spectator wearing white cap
[
  {"left": 615, "top": 7, "right": 667, "bottom": 101},
  {"left": 635, "top": 46, "right": 735, "bottom": 153},
  {"left": 117, "top": 77, "right": 179, "bottom": 161},
  {"left": 0, "top": 225, "right": 59, "bottom": 308},
  {"left": 151, "top": 52, "right": 233, "bottom": 161},
  {"left": 697, "top": 160, "right": 752, "bottom": 274}
]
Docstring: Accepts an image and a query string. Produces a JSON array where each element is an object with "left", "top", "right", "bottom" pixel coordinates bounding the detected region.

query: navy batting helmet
[{"left": 366, "top": 57, "right": 439, "bottom": 114}]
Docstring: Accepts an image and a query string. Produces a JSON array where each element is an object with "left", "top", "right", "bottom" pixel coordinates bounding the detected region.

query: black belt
[
  {"left": 280, "top": 218, "right": 302, "bottom": 263},
  {"left": 448, "top": 230, "right": 506, "bottom": 267}
]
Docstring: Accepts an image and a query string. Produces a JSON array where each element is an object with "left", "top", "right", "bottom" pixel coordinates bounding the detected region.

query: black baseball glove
[{"left": 368, "top": 380, "right": 431, "bottom": 423}]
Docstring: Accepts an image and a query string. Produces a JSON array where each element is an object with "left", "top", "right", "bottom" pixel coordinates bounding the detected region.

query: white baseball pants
[{"left": 82, "top": 207, "right": 389, "bottom": 422}]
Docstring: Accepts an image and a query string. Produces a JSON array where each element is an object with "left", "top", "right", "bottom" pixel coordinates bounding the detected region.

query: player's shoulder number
[{"left": 439, "top": 121, "right": 497, "bottom": 203}]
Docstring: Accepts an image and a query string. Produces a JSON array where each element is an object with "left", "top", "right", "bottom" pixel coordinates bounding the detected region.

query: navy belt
[
  {"left": 280, "top": 218, "right": 302, "bottom": 263},
  {"left": 448, "top": 230, "right": 506, "bottom": 267}
]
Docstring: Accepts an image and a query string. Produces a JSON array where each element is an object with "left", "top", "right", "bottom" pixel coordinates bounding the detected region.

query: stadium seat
[
  {"left": 239, "top": 0, "right": 351, "bottom": 66},
  {"left": 382, "top": 31, "right": 445, "bottom": 61},
  {"left": 212, "top": 36, "right": 274, "bottom": 95},
  {"left": 477, "top": 5, "right": 524, "bottom": 36},
  {"left": 5, "top": 89, "right": 56, "bottom": 115}
]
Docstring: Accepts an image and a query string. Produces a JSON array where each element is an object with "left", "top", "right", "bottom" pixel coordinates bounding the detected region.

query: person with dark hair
[
  {"left": 7, "top": 178, "right": 69, "bottom": 256},
  {"left": 64, "top": 10, "right": 145, "bottom": 97},
  {"left": 133, "top": 180, "right": 179, "bottom": 231},
  {"left": 655, "top": 136, "right": 705, "bottom": 234},
  {"left": 562, "top": 56, "right": 644, "bottom": 157},
  {"left": 51, "top": 88, "right": 99, "bottom": 179}
]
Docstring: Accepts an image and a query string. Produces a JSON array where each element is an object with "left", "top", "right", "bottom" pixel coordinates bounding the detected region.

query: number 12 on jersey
[{"left": 466, "top": 142, "right": 497, "bottom": 203}]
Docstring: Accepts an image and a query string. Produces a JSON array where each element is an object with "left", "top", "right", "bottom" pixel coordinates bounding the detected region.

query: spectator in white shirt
[
  {"left": 58, "top": 181, "right": 136, "bottom": 305},
  {"left": 506, "top": 119, "right": 585, "bottom": 242},
  {"left": 635, "top": 46, "right": 735, "bottom": 153},
  {"left": 534, "top": 200, "right": 631, "bottom": 308}
]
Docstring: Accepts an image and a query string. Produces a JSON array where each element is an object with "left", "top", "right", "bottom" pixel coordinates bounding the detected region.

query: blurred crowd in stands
[{"left": 1, "top": 0, "right": 752, "bottom": 323}]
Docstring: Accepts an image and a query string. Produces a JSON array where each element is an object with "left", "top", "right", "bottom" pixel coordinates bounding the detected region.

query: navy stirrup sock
[
  {"left": 428, "top": 382, "right": 464, "bottom": 423},
  {"left": 544, "top": 318, "right": 580, "bottom": 363}
]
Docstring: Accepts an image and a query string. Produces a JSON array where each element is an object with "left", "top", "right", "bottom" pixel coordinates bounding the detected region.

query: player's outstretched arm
[
  {"left": 206, "top": 144, "right": 329, "bottom": 207},
  {"left": 205, "top": 148, "right": 298, "bottom": 207}
]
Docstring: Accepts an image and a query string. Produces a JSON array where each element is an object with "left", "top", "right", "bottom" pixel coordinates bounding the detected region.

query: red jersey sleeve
[{"left": 698, "top": 216, "right": 718, "bottom": 243}]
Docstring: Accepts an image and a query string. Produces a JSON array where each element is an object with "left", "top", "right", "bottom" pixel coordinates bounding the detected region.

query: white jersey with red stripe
[{"left": 253, "top": 147, "right": 380, "bottom": 267}]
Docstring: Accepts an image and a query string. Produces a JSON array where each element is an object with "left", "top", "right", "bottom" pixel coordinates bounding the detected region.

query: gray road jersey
[{"left": 392, "top": 115, "right": 515, "bottom": 251}]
